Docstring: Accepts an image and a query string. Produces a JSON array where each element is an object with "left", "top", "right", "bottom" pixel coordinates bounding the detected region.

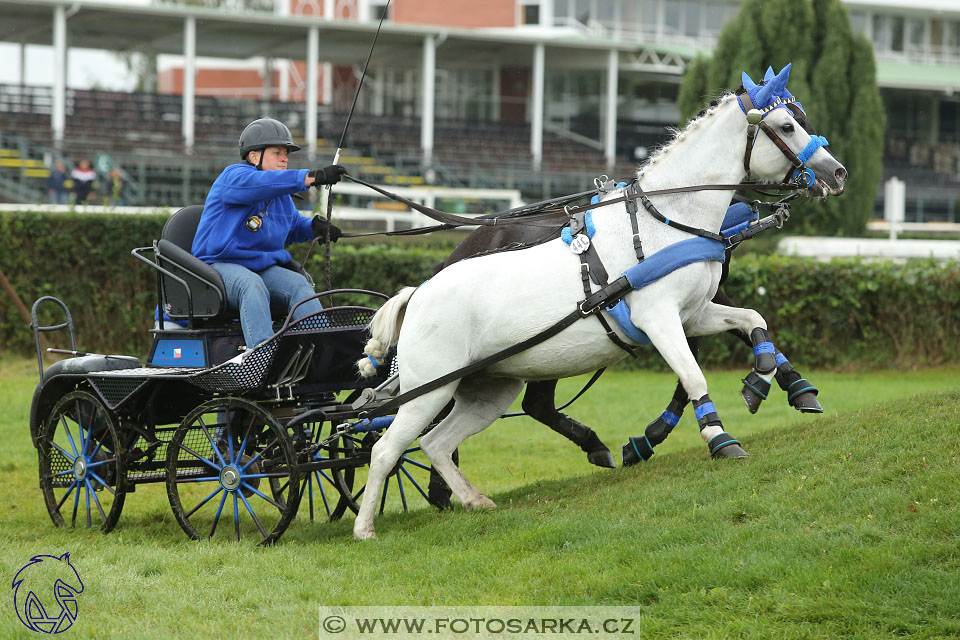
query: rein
[{"left": 345, "top": 174, "right": 803, "bottom": 233}]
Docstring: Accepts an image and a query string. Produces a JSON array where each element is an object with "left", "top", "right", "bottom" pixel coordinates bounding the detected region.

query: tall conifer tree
[{"left": 678, "top": 0, "right": 885, "bottom": 235}]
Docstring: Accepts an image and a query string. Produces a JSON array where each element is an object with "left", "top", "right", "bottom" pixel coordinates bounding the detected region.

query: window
[
  {"left": 948, "top": 21, "right": 960, "bottom": 58},
  {"left": 597, "top": 0, "right": 615, "bottom": 23},
  {"left": 372, "top": 2, "right": 390, "bottom": 21},
  {"left": 849, "top": 11, "right": 866, "bottom": 36},
  {"left": 872, "top": 14, "right": 906, "bottom": 53},
  {"left": 664, "top": 1, "right": 681, "bottom": 34},
  {"left": 906, "top": 18, "right": 925, "bottom": 53},
  {"left": 684, "top": 1, "right": 700, "bottom": 36},
  {"left": 575, "top": 0, "right": 592, "bottom": 24},
  {"left": 890, "top": 16, "right": 905, "bottom": 52},
  {"left": 941, "top": 100, "right": 959, "bottom": 140},
  {"left": 522, "top": 4, "right": 540, "bottom": 25}
]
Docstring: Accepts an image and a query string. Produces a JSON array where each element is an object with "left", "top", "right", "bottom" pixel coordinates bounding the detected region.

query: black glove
[
  {"left": 309, "top": 164, "right": 347, "bottom": 186},
  {"left": 311, "top": 216, "right": 342, "bottom": 243}
]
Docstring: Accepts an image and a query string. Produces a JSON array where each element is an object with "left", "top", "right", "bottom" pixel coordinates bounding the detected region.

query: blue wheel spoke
[
  {"left": 379, "top": 476, "right": 390, "bottom": 514},
  {"left": 240, "top": 439, "right": 278, "bottom": 471},
  {"left": 186, "top": 486, "right": 223, "bottom": 518},
  {"left": 239, "top": 481, "right": 283, "bottom": 510},
  {"left": 313, "top": 471, "right": 332, "bottom": 517},
  {"left": 233, "top": 493, "right": 240, "bottom": 541},
  {"left": 237, "top": 413, "right": 257, "bottom": 462},
  {"left": 55, "top": 481, "right": 78, "bottom": 511},
  {"left": 227, "top": 421, "right": 235, "bottom": 464},
  {"left": 89, "top": 438, "right": 105, "bottom": 462},
  {"left": 85, "top": 479, "right": 108, "bottom": 521},
  {"left": 86, "top": 471, "right": 116, "bottom": 496},
  {"left": 71, "top": 481, "right": 81, "bottom": 526},
  {"left": 300, "top": 477, "right": 313, "bottom": 521},
  {"left": 399, "top": 465, "right": 431, "bottom": 502},
  {"left": 177, "top": 475, "right": 221, "bottom": 483},
  {"left": 400, "top": 456, "right": 431, "bottom": 472},
  {"left": 62, "top": 417, "right": 80, "bottom": 457},
  {"left": 75, "top": 399, "right": 87, "bottom": 454},
  {"left": 197, "top": 416, "right": 227, "bottom": 467},
  {"left": 396, "top": 472, "right": 409, "bottom": 511},
  {"left": 50, "top": 441, "right": 76, "bottom": 462},
  {"left": 238, "top": 491, "right": 267, "bottom": 539},
  {"left": 209, "top": 491, "right": 228, "bottom": 538},
  {"left": 84, "top": 479, "right": 92, "bottom": 528},
  {"left": 172, "top": 441, "right": 222, "bottom": 472},
  {"left": 52, "top": 469, "right": 75, "bottom": 478},
  {"left": 86, "top": 456, "right": 116, "bottom": 470}
]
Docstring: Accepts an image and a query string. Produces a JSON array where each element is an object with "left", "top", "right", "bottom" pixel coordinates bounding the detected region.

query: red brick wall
[{"left": 393, "top": 0, "right": 515, "bottom": 28}]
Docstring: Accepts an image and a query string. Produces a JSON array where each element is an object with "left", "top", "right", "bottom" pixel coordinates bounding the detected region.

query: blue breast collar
[{"left": 605, "top": 236, "right": 726, "bottom": 345}]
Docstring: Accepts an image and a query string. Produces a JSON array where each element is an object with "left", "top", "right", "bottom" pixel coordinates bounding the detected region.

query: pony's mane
[{"left": 638, "top": 92, "right": 738, "bottom": 176}]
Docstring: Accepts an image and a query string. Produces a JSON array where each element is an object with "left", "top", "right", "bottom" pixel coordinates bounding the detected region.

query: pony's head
[{"left": 738, "top": 64, "right": 846, "bottom": 196}]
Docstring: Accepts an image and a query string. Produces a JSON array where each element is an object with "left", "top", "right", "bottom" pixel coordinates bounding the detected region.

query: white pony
[{"left": 353, "top": 65, "right": 846, "bottom": 540}]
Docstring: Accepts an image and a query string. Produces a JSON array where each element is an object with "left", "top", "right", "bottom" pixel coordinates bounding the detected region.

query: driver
[{"left": 191, "top": 117, "right": 346, "bottom": 354}]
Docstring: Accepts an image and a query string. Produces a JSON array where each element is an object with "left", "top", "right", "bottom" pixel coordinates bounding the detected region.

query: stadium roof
[{"left": 0, "top": 0, "right": 638, "bottom": 70}]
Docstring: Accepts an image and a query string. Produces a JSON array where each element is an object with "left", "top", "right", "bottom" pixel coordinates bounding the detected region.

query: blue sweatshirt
[{"left": 192, "top": 163, "right": 314, "bottom": 272}]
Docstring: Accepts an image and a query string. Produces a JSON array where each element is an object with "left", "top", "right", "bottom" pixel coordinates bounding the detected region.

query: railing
[{"left": 0, "top": 181, "right": 525, "bottom": 233}]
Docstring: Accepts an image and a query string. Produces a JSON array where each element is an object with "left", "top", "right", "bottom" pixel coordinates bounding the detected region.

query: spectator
[
  {"left": 71, "top": 159, "right": 96, "bottom": 204},
  {"left": 46, "top": 160, "right": 68, "bottom": 204},
  {"left": 106, "top": 168, "right": 126, "bottom": 206}
]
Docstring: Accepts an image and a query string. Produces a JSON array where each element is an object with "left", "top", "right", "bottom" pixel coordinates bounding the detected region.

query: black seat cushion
[{"left": 162, "top": 204, "right": 205, "bottom": 251}]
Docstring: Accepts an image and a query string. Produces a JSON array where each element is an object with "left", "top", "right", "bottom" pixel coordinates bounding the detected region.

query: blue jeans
[{"left": 212, "top": 262, "right": 322, "bottom": 349}]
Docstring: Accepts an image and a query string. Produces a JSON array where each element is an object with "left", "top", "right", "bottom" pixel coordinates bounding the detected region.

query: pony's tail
[{"left": 356, "top": 286, "right": 417, "bottom": 378}]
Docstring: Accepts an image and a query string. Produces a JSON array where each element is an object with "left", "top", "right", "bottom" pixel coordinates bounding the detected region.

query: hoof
[
  {"left": 353, "top": 527, "right": 377, "bottom": 542},
  {"left": 428, "top": 478, "right": 455, "bottom": 511},
  {"left": 791, "top": 391, "right": 823, "bottom": 413},
  {"left": 587, "top": 448, "right": 616, "bottom": 469},
  {"left": 463, "top": 495, "right": 497, "bottom": 511},
  {"left": 622, "top": 436, "right": 655, "bottom": 467},
  {"left": 740, "top": 385, "right": 764, "bottom": 414},
  {"left": 712, "top": 443, "right": 749, "bottom": 459}
]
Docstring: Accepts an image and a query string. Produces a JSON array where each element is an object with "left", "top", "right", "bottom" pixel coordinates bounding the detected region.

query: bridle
[{"left": 739, "top": 92, "right": 829, "bottom": 190}]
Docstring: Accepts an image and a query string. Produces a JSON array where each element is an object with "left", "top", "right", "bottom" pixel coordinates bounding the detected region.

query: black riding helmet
[{"left": 238, "top": 118, "right": 301, "bottom": 163}]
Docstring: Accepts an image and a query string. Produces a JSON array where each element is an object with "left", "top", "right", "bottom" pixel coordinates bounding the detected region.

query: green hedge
[{"left": 2, "top": 212, "right": 958, "bottom": 371}]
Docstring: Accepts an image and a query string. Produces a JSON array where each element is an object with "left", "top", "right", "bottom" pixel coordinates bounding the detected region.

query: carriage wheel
[
  {"left": 165, "top": 398, "right": 300, "bottom": 545},
  {"left": 338, "top": 430, "right": 446, "bottom": 516},
  {"left": 288, "top": 415, "right": 357, "bottom": 522},
  {"left": 38, "top": 390, "right": 127, "bottom": 533}
]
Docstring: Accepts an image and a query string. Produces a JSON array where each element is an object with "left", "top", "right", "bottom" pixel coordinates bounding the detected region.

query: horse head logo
[{"left": 11, "top": 553, "right": 84, "bottom": 634}]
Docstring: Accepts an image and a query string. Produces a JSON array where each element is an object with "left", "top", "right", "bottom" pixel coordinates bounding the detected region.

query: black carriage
[{"left": 28, "top": 206, "right": 440, "bottom": 545}]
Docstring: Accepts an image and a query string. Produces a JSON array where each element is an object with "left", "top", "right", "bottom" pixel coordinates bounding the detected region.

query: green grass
[{"left": 2, "top": 358, "right": 959, "bottom": 639}]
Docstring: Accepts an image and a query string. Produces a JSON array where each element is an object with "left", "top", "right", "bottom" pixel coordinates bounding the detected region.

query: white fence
[{"left": 0, "top": 183, "right": 525, "bottom": 233}]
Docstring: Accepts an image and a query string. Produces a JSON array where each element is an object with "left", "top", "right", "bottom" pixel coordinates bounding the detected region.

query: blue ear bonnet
[{"left": 739, "top": 63, "right": 801, "bottom": 116}]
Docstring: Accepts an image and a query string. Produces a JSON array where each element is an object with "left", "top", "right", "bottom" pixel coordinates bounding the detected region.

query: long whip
[{"left": 301, "top": 0, "right": 393, "bottom": 290}]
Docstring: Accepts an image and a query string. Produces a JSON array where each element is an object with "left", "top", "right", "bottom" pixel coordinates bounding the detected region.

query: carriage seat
[
  {"left": 155, "top": 205, "right": 293, "bottom": 327},
  {"left": 40, "top": 354, "right": 141, "bottom": 385},
  {"left": 155, "top": 205, "right": 229, "bottom": 323}
]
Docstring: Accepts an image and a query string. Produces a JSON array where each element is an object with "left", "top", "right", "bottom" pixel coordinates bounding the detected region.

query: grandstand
[{"left": 0, "top": 82, "right": 645, "bottom": 206}]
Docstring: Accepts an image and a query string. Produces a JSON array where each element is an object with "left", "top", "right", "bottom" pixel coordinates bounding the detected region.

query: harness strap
[
  {"left": 577, "top": 249, "right": 637, "bottom": 358},
  {"left": 634, "top": 182, "right": 725, "bottom": 243},
  {"left": 624, "top": 181, "right": 645, "bottom": 262},
  {"left": 363, "top": 307, "right": 587, "bottom": 419}
]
